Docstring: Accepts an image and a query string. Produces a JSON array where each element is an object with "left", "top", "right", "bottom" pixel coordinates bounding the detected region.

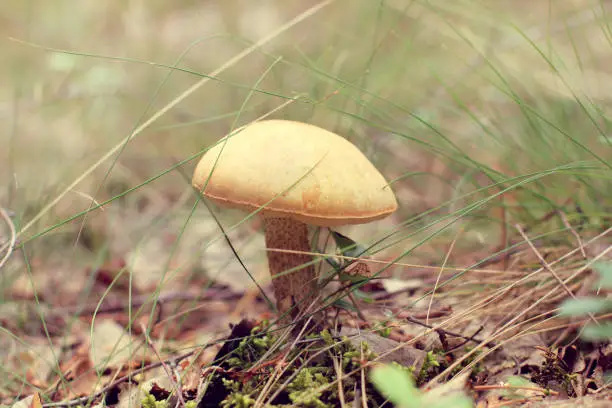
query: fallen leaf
[
  {"left": 340, "top": 327, "right": 426, "bottom": 373},
  {"left": 89, "top": 319, "right": 141, "bottom": 370},
  {"left": 11, "top": 341, "right": 61, "bottom": 390}
]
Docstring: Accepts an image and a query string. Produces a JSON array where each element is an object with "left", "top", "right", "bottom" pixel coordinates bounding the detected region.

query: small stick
[
  {"left": 556, "top": 210, "right": 587, "bottom": 259},
  {"left": 49, "top": 289, "right": 243, "bottom": 317},
  {"left": 499, "top": 194, "right": 509, "bottom": 271},
  {"left": 359, "top": 343, "right": 367, "bottom": 408},
  {"left": 42, "top": 350, "right": 197, "bottom": 407},
  {"left": 427, "top": 227, "right": 461, "bottom": 325},
  {"left": 516, "top": 224, "right": 599, "bottom": 326},
  {"left": 398, "top": 314, "right": 493, "bottom": 347},
  {"left": 473, "top": 384, "right": 558, "bottom": 396},
  {"left": 140, "top": 323, "right": 186, "bottom": 408},
  {"left": 267, "top": 247, "right": 532, "bottom": 276}
]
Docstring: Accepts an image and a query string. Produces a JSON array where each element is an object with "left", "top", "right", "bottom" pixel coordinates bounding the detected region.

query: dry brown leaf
[
  {"left": 54, "top": 340, "right": 100, "bottom": 400},
  {"left": 487, "top": 333, "right": 547, "bottom": 386},
  {"left": 89, "top": 319, "right": 143, "bottom": 369},
  {"left": 340, "top": 327, "right": 426, "bottom": 373},
  {"left": 11, "top": 341, "right": 61, "bottom": 390},
  {"left": 61, "top": 370, "right": 104, "bottom": 401}
]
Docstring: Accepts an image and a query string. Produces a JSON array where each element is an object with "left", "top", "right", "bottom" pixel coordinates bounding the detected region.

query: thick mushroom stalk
[{"left": 263, "top": 217, "right": 318, "bottom": 322}]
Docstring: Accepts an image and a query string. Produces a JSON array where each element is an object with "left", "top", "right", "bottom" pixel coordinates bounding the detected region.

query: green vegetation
[
  {"left": 559, "top": 262, "right": 612, "bottom": 341},
  {"left": 200, "top": 325, "right": 385, "bottom": 407},
  {"left": 370, "top": 364, "right": 472, "bottom": 408}
]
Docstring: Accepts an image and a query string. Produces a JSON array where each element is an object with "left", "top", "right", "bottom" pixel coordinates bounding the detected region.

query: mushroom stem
[{"left": 263, "top": 216, "right": 318, "bottom": 323}]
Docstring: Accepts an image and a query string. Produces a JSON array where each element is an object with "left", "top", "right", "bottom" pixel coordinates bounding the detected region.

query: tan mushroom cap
[{"left": 192, "top": 120, "right": 397, "bottom": 226}]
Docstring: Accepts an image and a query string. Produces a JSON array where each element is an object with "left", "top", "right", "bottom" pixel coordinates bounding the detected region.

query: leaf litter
[{"left": 3, "top": 209, "right": 610, "bottom": 407}]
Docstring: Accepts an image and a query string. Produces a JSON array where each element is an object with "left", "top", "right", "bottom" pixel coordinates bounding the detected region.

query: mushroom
[{"left": 192, "top": 120, "right": 397, "bottom": 323}]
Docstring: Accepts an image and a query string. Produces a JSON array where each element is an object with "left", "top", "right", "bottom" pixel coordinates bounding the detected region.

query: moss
[
  {"left": 372, "top": 322, "right": 392, "bottom": 338},
  {"left": 412, "top": 350, "right": 442, "bottom": 384},
  {"left": 202, "top": 322, "right": 389, "bottom": 406},
  {"left": 530, "top": 349, "right": 576, "bottom": 396},
  {"left": 342, "top": 340, "right": 377, "bottom": 370},
  {"left": 287, "top": 369, "right": 331, "bottom": 408},
  {"left": 320, "top": 329, "right": 334, "bottom": 346},
  {"left": 220, "top": 379, "right": 256, "bottom": 408},
  {"left": 390, "top": 361, "right": 416, "bottom": 379},
  {"left": 141, "top": 392, "right": 168, "bottom": 408},
  {"left": 219, "top": 391, "right": 255, "bottom": 408},
  {"left": 139, "top": 384, "right": 199, "bottom": 408},
  {"left": 224, "top": 323, "right": 276, "bottom": 370}
]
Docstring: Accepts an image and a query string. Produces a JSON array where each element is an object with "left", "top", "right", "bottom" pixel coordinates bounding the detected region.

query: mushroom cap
[{"left": 192, "top": 120, "right": 397, "bottom": 226}]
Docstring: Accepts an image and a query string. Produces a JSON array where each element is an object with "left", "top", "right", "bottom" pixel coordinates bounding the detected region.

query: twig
[
  {"left": 254, "top": 316, "right": 314, "bottom": 406},
  {"left": 48, "top": 289, "right": 244, "bottom": 317},
  {"left": 267, "top": 247, "right": 529, "bottom": 276},
  {"left": 345, "top": 286, "right": 368, "bottom": 323},
  {"left": 41, "top": 350, "right": 198, "bottom": 407},
  {"left": 400, "top": 315, "right": 493, "bottom": 347},
  {"left": 515, "top": 224, "right": 599, "bottom": 326},
  {"left": 446, "top": 326, "right": 485, "bottom": 353},
  {"left": 473, "top": 384, "right": 558, "bottom": 396},
  {"left": 0, "top": 206, "right": 16, "bottom": 270},
  {"left": 140, "top": 323, "right": 186, "bottom": 408},
  {"left": 557, "top": 210, "right": 587, "bottom": 259},
  {"left": 330, "top": 355, "right": 345, "bottom": 407},
  {"left": 427, "top": 227, "right": 461, "bottom": 325},
  {"left": 499, "top": 194, "right": 509, "bottom": 271},
  {"left": 429, "top": 241, "right": 612, "bottom": 387},
  {"left": 348, "top": 311, "right": 492, "bottom": 347},
  {"left": 592, "top": 378, "right": 612, "bottom": 394},
  {"left": 316, "top": 231, "right": 611, "bottom": 396},
  {"left": 264, "top": 331, "right": 339, "bottom": 404},
  {"left": 359, "top": 343, "right": 367, "bottom": 408},
  {"left": 171, "top": 366, "right": 183, "bottom": 408}
]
